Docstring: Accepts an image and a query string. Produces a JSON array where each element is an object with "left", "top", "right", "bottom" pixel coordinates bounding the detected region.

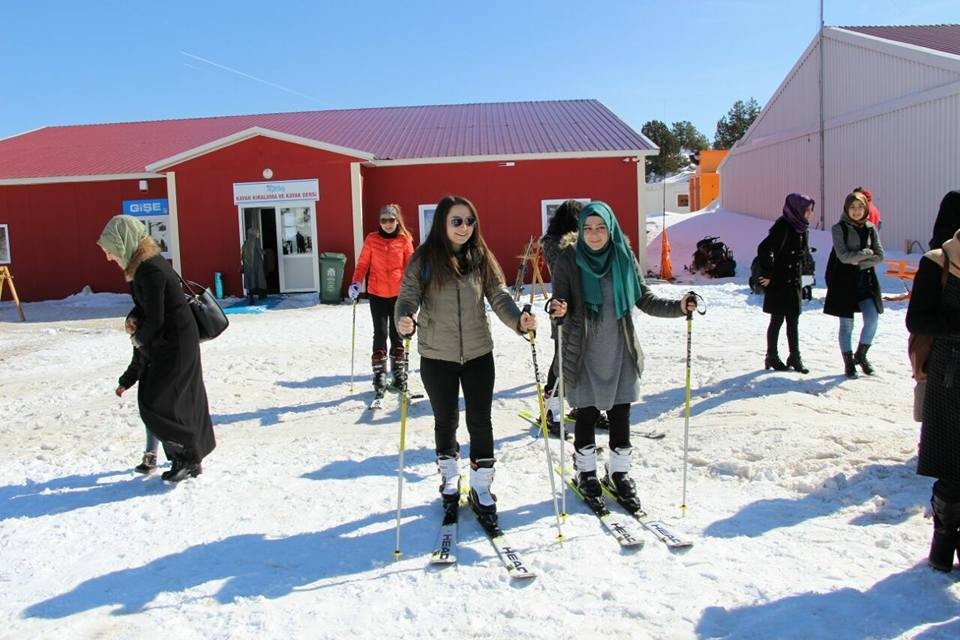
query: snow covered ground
[{"left": 1, "top": 208, "right": 956, "bottom": 639}]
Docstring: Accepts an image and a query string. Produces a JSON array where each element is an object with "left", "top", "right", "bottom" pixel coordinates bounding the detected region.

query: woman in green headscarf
[
  {"left": 549, "top": 202, "right": 696, "bottom": 512},
  {"left": 98, "top": 215, "right": 215, "bottom": 483}
]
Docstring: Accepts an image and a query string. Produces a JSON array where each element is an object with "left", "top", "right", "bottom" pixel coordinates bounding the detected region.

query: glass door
[{"left": 278, "top": 204, "right": 319, "bottom": 292}]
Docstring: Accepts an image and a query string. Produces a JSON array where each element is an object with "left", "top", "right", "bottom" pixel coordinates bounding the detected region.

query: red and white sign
[{"left": 233, "top": 179, "right": 320, "bottom": 205}]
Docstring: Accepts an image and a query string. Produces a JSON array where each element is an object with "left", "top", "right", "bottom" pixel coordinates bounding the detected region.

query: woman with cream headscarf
[
  {"left": 907, "top": 225, "right": 960, "bottom": 572},
  {"left": 98, "top": 215, "right": 215, "bottom": 482}
]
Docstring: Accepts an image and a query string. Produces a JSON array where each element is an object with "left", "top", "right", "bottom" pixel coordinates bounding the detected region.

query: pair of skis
[
  {"left": 368, "top": 387, "right": 424, "bottom": 411},
  {"left": 428, "top": 478, "right": 536, "bottom": 581},
  {"left": 557, "top": 466, "right": 693, "bottom": 550}
]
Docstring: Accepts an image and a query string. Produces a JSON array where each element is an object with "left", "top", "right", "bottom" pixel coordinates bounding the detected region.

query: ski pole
[
  {"left": 523, "top": 303, "right": 564, "bottom": 541},
  {"left": 553, "top": 299, "right": 568, "bottom": 518},
  {"left": 350, "top": 298, "right": 358, "bottom": 393},
  {"left": 680, "top": 291, "right": 704, "bottom": 515},
  {"left": 394, "top": 318, "right": 416, "bottom": 558}
]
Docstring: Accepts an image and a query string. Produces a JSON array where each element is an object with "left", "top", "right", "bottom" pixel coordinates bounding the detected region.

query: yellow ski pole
[{"left": 394, "top": 321, "right": 415, "bottom": 558}]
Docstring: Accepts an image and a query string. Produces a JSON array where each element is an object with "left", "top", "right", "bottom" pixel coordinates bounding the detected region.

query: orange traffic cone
[{"left": 659, "top": 227, "right": 674, "bottom": 281}]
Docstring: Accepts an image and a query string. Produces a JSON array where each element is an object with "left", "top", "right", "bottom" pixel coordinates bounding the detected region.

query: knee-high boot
[{"left": 929, "top": 493, "right": 960, "bottom": 572}]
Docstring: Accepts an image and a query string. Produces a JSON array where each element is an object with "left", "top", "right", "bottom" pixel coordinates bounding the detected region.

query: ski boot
[
  {"left": 389, "top": 345, "right": 407, "bottom": 391},
  {"left": 603, "top": 447, "right": 642, "bottom": 513},
  {"left": 372, "top": 349, "right": 388, "bottom": 399},
  {"left": 468, "top": 458, "right": 500, "bottom": 535},
  {"left": 134, "top": 451, "right": 157, "bottom": 475},
  {"left": 437, "top": 455, "right": 461, "bottom": 513},
  {"left": 573, "top": 445, "right": 604, "bottom": 508},
  {"left": 595, "top": 411, "right": 610, "bottom": 431}
]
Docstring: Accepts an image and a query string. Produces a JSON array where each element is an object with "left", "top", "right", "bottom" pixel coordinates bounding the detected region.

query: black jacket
[
  {"left": 757, "top": 218, "right": 808, "bottom": 316},
  {"left": 823, "top": 220, "right": 884, "bottom": 318}
]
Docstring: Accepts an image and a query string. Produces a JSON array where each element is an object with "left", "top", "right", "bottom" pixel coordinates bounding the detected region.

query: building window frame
[
  {"left": 541, "top": 198, "right": 590, "bottom": 236},
  {"left": 418, "top": 204, "right": 437, "bottom": 243}
]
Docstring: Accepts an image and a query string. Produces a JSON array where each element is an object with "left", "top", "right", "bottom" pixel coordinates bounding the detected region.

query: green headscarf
[
  {"left": 97, "top": 215, "right": 148, "bottom": 269},
  {"left": 575, "top": 201, "right": 642, "bottom": 319}
]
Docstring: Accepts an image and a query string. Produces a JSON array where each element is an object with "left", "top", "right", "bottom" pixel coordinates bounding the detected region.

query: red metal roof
[
  {"left": 0, "top": 100, "right": 655, "bottom": 180},
  {"left": 841, "top": 24, "right": 960, "bottom": 57}
]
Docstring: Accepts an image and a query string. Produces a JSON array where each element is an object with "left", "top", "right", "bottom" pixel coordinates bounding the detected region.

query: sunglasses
[
  {"left": 449, "top": 216, "right": 476, "bottom": 228},
  {"left": 380, "top": 217, "right": 397, "bottom": 223}
]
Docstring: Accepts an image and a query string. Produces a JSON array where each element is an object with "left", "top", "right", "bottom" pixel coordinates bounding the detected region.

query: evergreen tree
[
  {"left": 671, "top": 120, "right": 709, "bottom": 155},
  {"left": 713, "top": 98, "right": 761, "bottom": 149},
  {"left": 641, "top": 120, "right": 683, "bottom": 180}
]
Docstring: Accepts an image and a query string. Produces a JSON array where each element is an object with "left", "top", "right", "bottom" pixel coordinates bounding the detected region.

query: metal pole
[
  {"left": 680, "top": 310, "right": 693, "bottom": 514},
  {"left": 818, "top": 0, "right": 826, "bottom": 230},
  {"left": 350, "top": 299, "right": 357, "bottom": 393}
]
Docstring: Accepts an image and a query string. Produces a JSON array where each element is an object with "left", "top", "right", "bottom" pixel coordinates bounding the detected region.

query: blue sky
[{"left": 1, "top": 0, "right": 957, "bottom": 142}]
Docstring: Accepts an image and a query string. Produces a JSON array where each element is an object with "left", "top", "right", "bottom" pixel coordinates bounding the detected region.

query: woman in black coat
[
  {"left": 906, "top": 228, "right": 960, "bottom": 571},
  {"left": 756, "top": 193, "right": 815, "bottom": 373},
  {"left": 823, "top": 191, "right": 884, "bottom": 378},
  {"left": 98, "top": 215, "right": 215, "bottom": 482}
]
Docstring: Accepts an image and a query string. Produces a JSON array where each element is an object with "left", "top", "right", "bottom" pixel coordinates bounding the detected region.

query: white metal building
[
  {"left": 645, "top": 171, "right": 693, "bottom": 214},
  {"left": 720, "top": 25, "right": 960, "bottom": 252}
]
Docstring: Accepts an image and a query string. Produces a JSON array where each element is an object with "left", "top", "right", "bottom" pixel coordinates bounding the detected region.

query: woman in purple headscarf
[{"left": 756, "top": 193, "right": 816, "bottom": 373}]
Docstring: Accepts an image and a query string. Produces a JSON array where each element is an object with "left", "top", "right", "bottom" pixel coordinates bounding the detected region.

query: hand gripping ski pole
[
  {"left": 523, "top": 303, "right": 564, "bottom": 540},
  {"left": 394, "top": 318, "right": 416, "bottom": 558},
  {"left": 680, "top": 292, "right": 706, "bottom": 514}
]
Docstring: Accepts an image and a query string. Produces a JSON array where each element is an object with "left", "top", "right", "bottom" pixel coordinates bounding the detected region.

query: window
[
  {"left": 541, "top": 198, "right": 590, "bottom": 235},
  {"left": 418, "top": 204, "right": 437, "bottom": 243},
  {"left": 677, "top": 194, "right": 690, "bottom": 208},
  {"left": 0, "top": 224, "right": 9, "bottom": 264},
  {"left": 280, "top": 207, "right": 313, "bottom": 255}
]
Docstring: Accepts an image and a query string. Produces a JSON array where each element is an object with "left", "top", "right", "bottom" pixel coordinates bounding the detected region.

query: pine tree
[
  {"left": 713, "top": 98, "right": 761, "bottom": 150},
  {"left": 641, "top": 120, "right": 683, "bottom": 180},
  {"left": 671, "top": 121, "right": 709, "bottom": 155}
]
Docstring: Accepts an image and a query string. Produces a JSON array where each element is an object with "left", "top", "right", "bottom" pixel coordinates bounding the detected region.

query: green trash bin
[{"left": 318, "top": 252, "right": 347, "bottom": 304}]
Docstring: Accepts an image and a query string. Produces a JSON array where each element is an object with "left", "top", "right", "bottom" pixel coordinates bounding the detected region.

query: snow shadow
[
  {"left": 277, "top": 373, "right": 376, "bottom": 389},
  {"left": 0, "top": 471, "right": 169, "bottom": 520},
  {"left": 637, "top": 370, "right": 842, "bottom": 420},
  {"left": 210, "top": 390, "right": 433, "bottom": 427},
  {"left": 23, "top": 498, "right": 553, "bottom": 619},
  {"left": 704, "top": 459, "right": 925, "bottom": 538},
  {"left": 695, "top": 564, "right": 960, "bottom": 639}
]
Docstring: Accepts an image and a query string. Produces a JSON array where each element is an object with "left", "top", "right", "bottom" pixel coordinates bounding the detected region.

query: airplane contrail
[{"left": 180, "top": 51, "right": 320, "bottom": 102}]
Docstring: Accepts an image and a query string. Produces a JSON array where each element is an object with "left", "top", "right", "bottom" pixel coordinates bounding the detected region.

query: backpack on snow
[{"left": 692, "top": 236, "right": 737, "bottom": 278}]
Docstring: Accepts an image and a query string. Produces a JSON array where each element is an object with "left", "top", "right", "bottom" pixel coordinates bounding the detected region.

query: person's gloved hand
[{"left": 348, "top": 283, "right": 361, "bottom": 300}]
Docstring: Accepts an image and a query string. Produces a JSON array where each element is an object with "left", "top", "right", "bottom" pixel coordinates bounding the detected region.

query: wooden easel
[
  {"left": 0, "top": 265, "right": 25, "bottom": 321},
  {"left": 512, "top": 237, "right": 549, "bottom": 303}
]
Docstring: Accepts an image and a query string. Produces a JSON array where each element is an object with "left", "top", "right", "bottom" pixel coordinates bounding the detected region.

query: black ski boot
[
  {"left": 765, "top": 353, "right": 789, "bottom": 371},
  {"left": 389, "top": 345, "right": 407, "bottom": 391},
  {"left": 786, "top": 352, "right": 809, "bottom": 374},
  {"left": 929, "top": 493, "right": 960, "bottom": 572},
  {"left": 372, "top": 349, "right": 388, "bottom": 398},
  {"left": 603, "top": 447, "right": 642, "bottom": 513},
  {"left": 854, "top": 343, "right": 875, "bottom": 376},
  {"left": 842, "top": 351, "right": 858, "bottom": 379},
  {"left": 468, "top": 459, "right": 500, "bottom": 535}
]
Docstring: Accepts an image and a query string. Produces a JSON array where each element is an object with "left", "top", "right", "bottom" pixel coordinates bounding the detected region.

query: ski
[
  {"left": 599, "top": 479, "right": 693, "bottom": 549},
  {"left": 368, "top": 395, "right": 385, "bottom": 410},
  {"left": 428, "top": 504, "right": 459, "bottom": 565},
  {"left": 555, "top": 466, "right": 644, "bottom": 548},
  {"left": 469, "top": 508, "right": 537, "bottom": 580},
  {"left": 518, "top": 410, "right": 572, "bottom": 439},
  {"left": 639, "top": 430, "right": 666, "bottom": 440}
]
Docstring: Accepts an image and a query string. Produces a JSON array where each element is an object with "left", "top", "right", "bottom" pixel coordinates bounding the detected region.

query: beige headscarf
[{"left": 97, "top": 215, "right": 148, "bottom": 269}]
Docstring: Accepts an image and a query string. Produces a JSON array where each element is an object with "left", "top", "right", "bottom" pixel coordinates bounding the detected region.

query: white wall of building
[
  {"left": 720, "top": 27, "right": 960, "bottom": 252},
  {"left": 645, "top": 174, "right": 691, "bottom": 214}
]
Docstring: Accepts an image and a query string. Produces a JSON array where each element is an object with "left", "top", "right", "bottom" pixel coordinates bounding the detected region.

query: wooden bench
[{"left": 883, "top": 259, "right": 919, "bottom": 301}]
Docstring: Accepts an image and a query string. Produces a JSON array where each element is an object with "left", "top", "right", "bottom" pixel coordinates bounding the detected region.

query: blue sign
[{"left": 123, "top": 199, "right": 169, "bottom": 216}]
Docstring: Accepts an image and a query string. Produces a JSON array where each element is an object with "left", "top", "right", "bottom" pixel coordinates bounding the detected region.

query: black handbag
[{"left": 177, "top": 274, "right": 229, "bottom": 342}]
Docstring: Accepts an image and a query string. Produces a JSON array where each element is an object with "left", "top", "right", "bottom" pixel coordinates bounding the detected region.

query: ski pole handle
[
  {"left": 398, "top": 314, "right": 417, "bottom": 339},
  {"left": 545, "top": 297, "right": 566, "bottom": 326},
  {"left": 521, "top": 303, "right": 535, "bottom": 338}
]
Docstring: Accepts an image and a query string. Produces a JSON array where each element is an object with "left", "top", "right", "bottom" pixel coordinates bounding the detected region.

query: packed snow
[{"left": 1, "top": 207, "right": 956, "bottom": 639}]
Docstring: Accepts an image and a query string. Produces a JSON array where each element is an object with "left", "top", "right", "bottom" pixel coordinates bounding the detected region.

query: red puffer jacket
[{"left": 351, "top": 231, "right": 414, "bottom": 298}]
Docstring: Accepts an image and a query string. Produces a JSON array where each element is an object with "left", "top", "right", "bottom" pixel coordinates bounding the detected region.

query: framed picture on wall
[
  {"left": 541, "top": 198, "right": 590, "bottom": 235},
  {"left": 418, "top": 204, "right": 437, "bottom": 243},
  {"left": 0, "top": 224, "right": 10, "bottom": 264}
]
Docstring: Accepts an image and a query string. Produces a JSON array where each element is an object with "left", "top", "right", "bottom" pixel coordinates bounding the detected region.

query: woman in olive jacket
[
  {"left": 395, "top": 195, "right": 536, "bottom": 530},
  {"left": 906, "top": 228, "right": 960, "bottom": 571},
  {"left": 548, "top": 201, "right": 696, "bottom": 511},
  {"left": 823, "top": 191, "right": 884, "bottom": 377},
  {"left": 757, "top": 193, "right": 815, "bottom": 373},
  {"left": 98, "top": 215, "right": 215, "bottom": 483}
]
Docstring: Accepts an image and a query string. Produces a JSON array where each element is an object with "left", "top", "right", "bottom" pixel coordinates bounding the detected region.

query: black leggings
[
  {"left": 934, "top": 479, "right": 960, "bottom": 501},
  {"left": 766, "top": 312, "right": 800, "bottom": 356},
  {"left": 574, "top": 403, "right": 631, "bottom": 451},
  {"left": 420, "top": 352, "right": 496, "bottom": 461},
  {"left": 369, "top": 294, "right": 401, "bottom": 353}
]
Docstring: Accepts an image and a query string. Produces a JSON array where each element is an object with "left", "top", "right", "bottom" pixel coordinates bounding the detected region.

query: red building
[{"left": 0, "top": 100, "right": 657, "bottom": 301}]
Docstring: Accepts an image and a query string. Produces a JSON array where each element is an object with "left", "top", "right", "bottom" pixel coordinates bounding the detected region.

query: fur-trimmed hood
[{"left": 124, "top": 237, "right": 162, "bottom": 281}]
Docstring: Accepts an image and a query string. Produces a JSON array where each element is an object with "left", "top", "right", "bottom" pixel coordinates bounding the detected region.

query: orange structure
[{"left": 688, "top": 149, "right": 728, "bottom": 211}]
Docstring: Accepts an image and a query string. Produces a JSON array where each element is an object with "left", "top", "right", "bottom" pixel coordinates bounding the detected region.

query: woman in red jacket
[{"left": 348, "top": 204, "right": 415, "bottom": 398}]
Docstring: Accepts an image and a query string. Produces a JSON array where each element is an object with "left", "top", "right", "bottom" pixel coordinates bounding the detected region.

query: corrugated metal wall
[{"left": 721, "top": 28, "right": 960, "bottom": 252}]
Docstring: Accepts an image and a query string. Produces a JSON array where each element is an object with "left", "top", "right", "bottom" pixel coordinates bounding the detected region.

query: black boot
[
  {"left": 765, "top": 353, "right": 789, "bottom": 371},
  {"left": 854, "top": 343, "right": 875, "bottom": 375},
  {"left": 389, "top": 345, "right": 406, "bottom": 390},
  {"left": 161, "top": 457, "right": 202, "bottom": 482},
  {"left": 786, "top": 353, "right": 809, "bottom": 374},
  {"left": 929, "top": 494, "right": 960, "bottom": 572},
  {"left": 371, "top": 349, "right": 387, "bottom": 397},
  {"left": 842, "top": 351, "right": 859, "bottom": 379}
]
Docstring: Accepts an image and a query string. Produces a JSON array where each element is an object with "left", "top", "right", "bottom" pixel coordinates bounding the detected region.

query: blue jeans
[
  {"left": 838, "top": 299, "right": 879, "bottom": 352},
  {"left": 145, "top": 428, "right": 159, "bottom": 454}
]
